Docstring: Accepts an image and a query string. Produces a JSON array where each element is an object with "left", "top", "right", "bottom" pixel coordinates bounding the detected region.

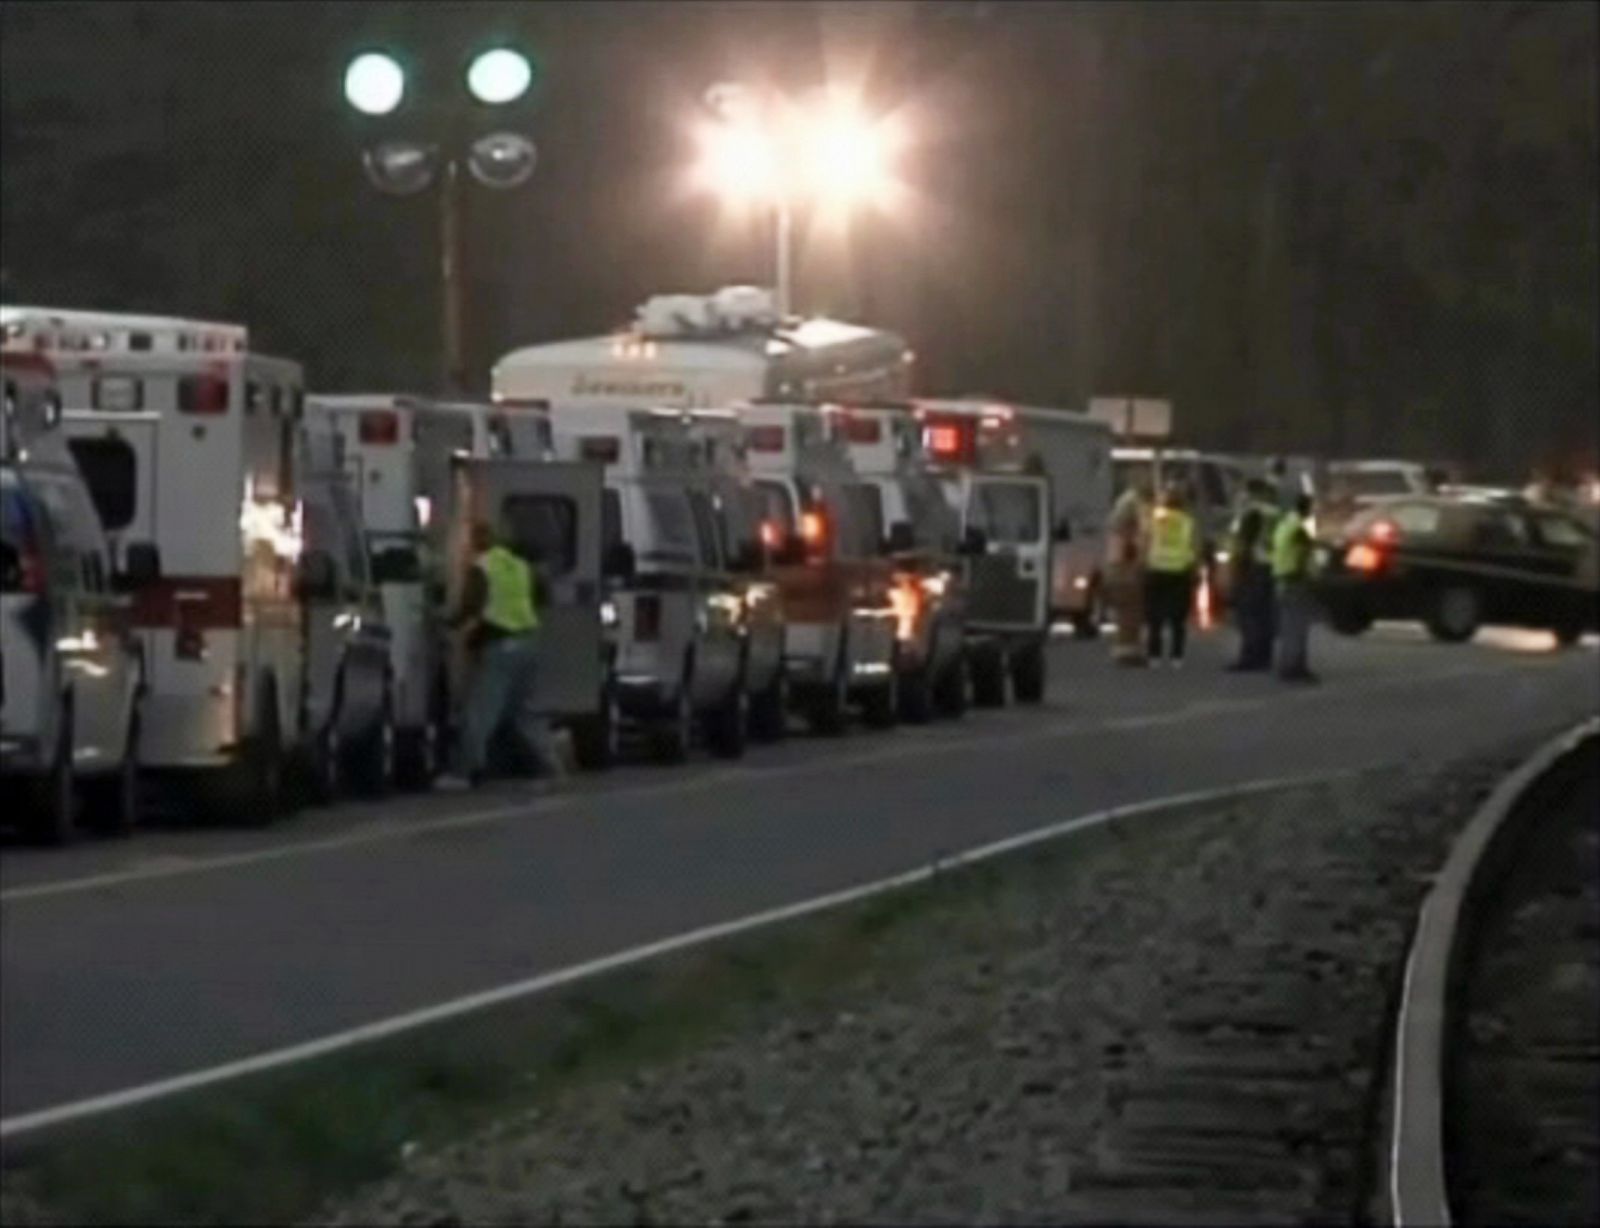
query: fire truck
[
  {"left": 550, "top": 405, "right": 748, "bottom": 761},
  {"left": 3, "top": 306, "right": 387, "bottom": 818},
  {"left": 826, "top": 405, "right": 969, "bottom": 721},
  {"left": 2, "top": 336, "right": 148, "bottom": 841},
  {"left": 911, "top": 400, "right": 1055, "bottom": 705},
  {"left": 740, "top": 402, "right": 899, "bottom": 733},
  {"left": 308, "top": 393, "right": 613, "bottom": 776}
]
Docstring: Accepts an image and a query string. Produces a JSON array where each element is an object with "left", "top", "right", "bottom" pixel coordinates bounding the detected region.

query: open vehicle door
[
  {"left": 961, "top": 473, "right": 1051, "bottom": 634},
  {"left": 449, "top": 457, "right": 603, "bottom": 717}
]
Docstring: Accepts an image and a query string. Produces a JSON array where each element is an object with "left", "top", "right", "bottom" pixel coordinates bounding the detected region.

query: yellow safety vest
[
  {"left": 477, "top": 546, "right": 539, "bottom": 633},
  {"left": 1230, "top": 500, "right": 1279, "bottom": 567},
  {"left": 1147, "top": 508, "right": 1198, "bottom": 573},
  {"left": 1272, "top": 512, "right": 1308, "bottom": 580}
]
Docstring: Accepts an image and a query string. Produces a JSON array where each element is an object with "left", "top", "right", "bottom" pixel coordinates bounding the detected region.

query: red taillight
[
  {"left": 633, "top": 594, "right": 661, "bottom": 642},
  {"left": 359, "top": 410, "right": 400, "bottom": 445},
  {"left": 1346, "top": 543, "right": 1385, "bottom": 573},
  {"left": 747, "top": 425, "right": 786, "bottom": 452},
  {"left": 759, "top": 519, "right": 781, "bottom": 550},
  {"left": 178, "top": 372, "right": 230, "bottom": 415},
  {"left": 924, "top": 420, "right": 975, "bottom": 463},
  {"left": 1369, "top": 519, "right": 1399, "bottom": 544},
  {"left": 800, "top": 510, "right": 827, "bottom": 551}
]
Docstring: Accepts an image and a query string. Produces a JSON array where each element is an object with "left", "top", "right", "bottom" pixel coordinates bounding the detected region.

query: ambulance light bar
[
  {"left": 177, "top": 372, "right": 230, "bottom": 416},
  {"left": 747, "top": 425, "right": 786, "bottom": 452}
]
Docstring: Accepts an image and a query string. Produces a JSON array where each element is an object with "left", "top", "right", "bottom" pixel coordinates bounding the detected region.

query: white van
[
  {"left": 551, "top": 406, "right": 747, "bottom": 762},
  {"left": 1, "top": 345, "right": 148, "bottom": 842}
]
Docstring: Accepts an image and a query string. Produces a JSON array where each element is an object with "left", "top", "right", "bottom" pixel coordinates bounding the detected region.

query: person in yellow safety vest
[
  {"left": 1106, "top": 476, "right": 1152, "bottom": 666},
  {"left": 1143, "top": 481, "right": 1200, "bottom": 667},
  {"left": 1272, "top": 492, "right": 1319, "bottom": 684},
  {"left": 1226, "top": 477, "right": 1281, "bottom": 672},
  {"left": 436, "top": 521, "right": 550, "bottom": 790}
]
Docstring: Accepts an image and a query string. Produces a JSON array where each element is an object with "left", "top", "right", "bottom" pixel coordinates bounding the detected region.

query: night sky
[{"left": 2, "top": 0, "right": 1595, "bottom": 477}]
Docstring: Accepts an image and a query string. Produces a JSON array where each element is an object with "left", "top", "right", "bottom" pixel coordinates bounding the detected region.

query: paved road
[{"left": 3, "top": 625, "right": 1596, "bottom": 1121}]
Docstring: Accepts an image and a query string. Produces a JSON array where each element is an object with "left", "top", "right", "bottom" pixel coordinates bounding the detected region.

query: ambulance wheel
[
  {"left": 970, "top": 643, "right": 1008, "bottom": 708},
  {"left": 704, "top": 674, "right": 749, "bottom": 760},
  {"left": 347, "top": 696, "right": 395, "bottom": 798},
  {"left": 651, "top": 674, "right": 694, "bottom": 765},
  {"left": 748, "top": 668, "right": 789, "bottom": 743},
  {"left": 572, "top": 683, "right": 621, "bottom": 772},
  {"left": 862, "top": 664, "right": 899, "bottom": 730},
  {"left": 933, "top": 653, "right": 969, "bottom": 719},
  {"left": 897, "top": 661, "right": 934, "bottom": 724},
  {"left": 806, "top": 648, "right": 850, "bottom": 737},
  {"left": 31, "top": 694, "right": 79, "bottom": 847},
  {"left": 86, "top": 695, "right": 142, "bottom": 837},
  {"left": 1010, "top": 641, "right": 1047, "bottom": 704}
]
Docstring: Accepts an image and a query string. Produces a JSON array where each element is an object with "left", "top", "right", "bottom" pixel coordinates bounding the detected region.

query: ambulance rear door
[
  {"left": 450, "top": 457, "right": 604, "bottom": 716},
  {"left": 961, "top": 472, "right": 1051, "bottom": 634}
]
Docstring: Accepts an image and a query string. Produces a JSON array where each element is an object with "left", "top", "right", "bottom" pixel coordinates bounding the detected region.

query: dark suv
[{"left": 1315, "top": 495, "right": 1598, "bottom": 645}]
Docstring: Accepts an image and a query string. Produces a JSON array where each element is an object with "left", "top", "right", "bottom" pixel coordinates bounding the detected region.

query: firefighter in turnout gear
[
  {"left": 436, "top": 521, "right": 548, "bottom": 789},
  {"left": 1226, "top": 478, "right": 1281, "bottom": 672},
  {"left": 1143, "top": 481, "right": 1200, "bottom": 667},
  {"left": 1273, "top": 492, "right": 1319, "bottom": 684}
]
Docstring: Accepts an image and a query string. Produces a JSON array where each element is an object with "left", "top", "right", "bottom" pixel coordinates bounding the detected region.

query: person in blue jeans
[{"left": 436, "top": 522, "right": 551, "bottom": 790}]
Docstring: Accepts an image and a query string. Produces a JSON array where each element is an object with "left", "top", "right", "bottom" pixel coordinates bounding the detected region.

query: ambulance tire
[
  {"left": 806, "top": 644, "right": 850, "bottom": 737},
  {"left": 704, "top": 669, "right": 749, "bottom": 760},
  {"left": 933, "top": 653, "right": 969, "bottom": 719},
  {"left": 86, "top": 693, "right": 142, "bottom": 837},
  {"left": 651, "top": 666, "right": 695, "bottom": 765},
  {"left": 572, "top": 682, "right": 621, "bottom": 772},
  {"left": 346, "top": 693, "right": 395, "bottom": 798},
  {"left": 897, "top": 661, "right": 935, "bottom": 724},
  {"left": 748, "top": 668, "right": 789, "bottom": 743},
  {"left": 970, "top": 644, "right": 1008, "bottom": 708},
  {"left": 1010, "top": 641, "right": 1047, "bottom": 704},
  {"left": 31, "top": 694, "right": 79, "bottom": 847},
  {"left": 230, "top": 682, "right": 286, "bottom": 825},
  {"left": 862, "top": 664, "right": 899, "bottom": 730}
]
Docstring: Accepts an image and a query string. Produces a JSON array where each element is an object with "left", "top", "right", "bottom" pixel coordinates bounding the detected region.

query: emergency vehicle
[
  {"left": 550, "top": 405, "right": 748, "bottom": 761},
  {"left": 826, "top": 404, "right": 968, "bottom": 721},
  {"left": 740, "top": 402, "right": 899, "bottom": 733},
  {"left": 2, "top": 337, "right": 148, "bottom": 841},
  {"left": 492, "top": 286, "right": 914, "bottom": 412},
  {"left": 911, "top": 401, "right": 1055, "bottom": 705},
  {"left": 308, "top": 393, "right": 615, "bottom": 777},
  {"left": 685, "top": 408, "right": 789, "bottom": 740},
  {"left": 2, "top": 306, "right": 382, "bottom": 818}
]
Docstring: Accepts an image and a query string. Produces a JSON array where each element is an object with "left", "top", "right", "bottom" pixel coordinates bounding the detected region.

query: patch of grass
[{"left": 1, "top": 791, "right": 1241, "bottom": 1227}]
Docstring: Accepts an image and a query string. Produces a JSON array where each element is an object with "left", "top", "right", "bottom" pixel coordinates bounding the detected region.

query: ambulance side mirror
[
  {"left": 118, "top": 542, "right": 162, "bottom": 590},
  {"left": 603, "top": 541, "right": 637, "bottom": 582},
  {"left": 295, "top": 549, "right": 338, "bottom": 602},
  {"left": 959, "top": 527, "right": 989, "bottom": 557},
  {"left": 884, "top": 521, "right": 916, "bottom": 556}
]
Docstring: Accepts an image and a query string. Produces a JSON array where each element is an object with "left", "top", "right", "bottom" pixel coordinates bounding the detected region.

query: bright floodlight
[
  {"left": 344, "top": 52, "right": 405, "bottom": 116},
  {"left": 467, "top": 48, "right": 533, "bottom": 105},
  {"left": 697, "top": 121, "right": 781, "bottom": 202},
  {"left": 802, "top": 103, "right": 894, "bottom": 206}
]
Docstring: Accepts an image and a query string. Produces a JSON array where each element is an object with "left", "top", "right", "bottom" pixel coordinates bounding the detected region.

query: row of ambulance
[{"left": 2, "top": 294, "right": 1111, "bottom": 844}]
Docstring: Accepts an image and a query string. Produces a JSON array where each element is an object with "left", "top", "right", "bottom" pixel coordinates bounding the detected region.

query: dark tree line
[{"left": 2, "top": 0, "right": 1594, "bottom": 478}]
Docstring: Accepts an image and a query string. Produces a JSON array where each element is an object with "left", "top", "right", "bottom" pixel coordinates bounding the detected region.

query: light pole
[
  {"left": 344, "top": 47, "right": 538, "bottom": 394},
  {"left": 695, "top": 83, "right": 898, "bottom": 319}
]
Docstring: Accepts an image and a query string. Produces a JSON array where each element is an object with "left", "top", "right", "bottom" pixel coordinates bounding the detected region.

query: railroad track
[{"left": 1386, "top": 718, "right": 1600, "bottom": 1227}]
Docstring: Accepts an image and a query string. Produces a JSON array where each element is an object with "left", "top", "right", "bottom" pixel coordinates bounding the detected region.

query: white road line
[
  {"left": 0, "top": 659, "right": 1540, "bottom": 904},
  {"left": 0, "top": 765, "right": 1370, "bottom": 1141}
]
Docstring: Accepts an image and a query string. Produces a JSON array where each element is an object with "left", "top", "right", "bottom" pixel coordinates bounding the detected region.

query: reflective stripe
[
  {"left": 1147, "top": 508, "right": 1197, "bottom": 572},
  {"left": 478, "top": 547, "right": 538, "bottom": 633}
]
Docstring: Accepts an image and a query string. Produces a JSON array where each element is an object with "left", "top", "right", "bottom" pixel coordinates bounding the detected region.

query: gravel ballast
[{"left": 312, "top": 748, "right": 1530, "bottom": 1227}]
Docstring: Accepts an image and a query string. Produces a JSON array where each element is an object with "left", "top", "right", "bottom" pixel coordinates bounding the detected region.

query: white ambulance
[
  {"left": 550, "top": 405, "right": 748, "bottom": 761},
  {"left": 492, "top": 287, "right": 914, "bottom": 412},
  {"left": 310, "top": 393, "right": 613, "bottom": 776},
  {"left": 3, "top": 306, "right": 382, "bottom": 818},
  {"left": 685, "top": 408, "right": 788, "bottom": 740},
  {"left": 740, "top": 402, "right": 899, "bottom": 733},
  {"left": 911, "top": 400, "right": 1055, "bottom": 706},
  {"left": 2, "top": 340, "right": 148, "bottom": 842},
  {"left": 826, "top": 405, "right": 969, "bottom": 721}
]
